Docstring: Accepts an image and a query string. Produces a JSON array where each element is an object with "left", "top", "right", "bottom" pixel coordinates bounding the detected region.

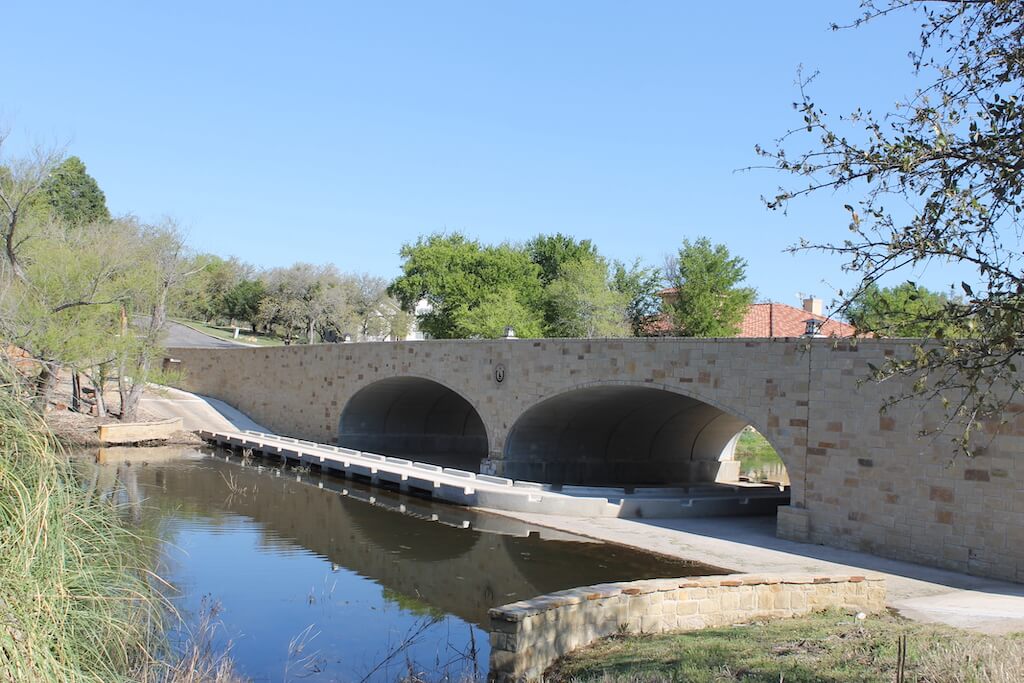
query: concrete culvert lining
[
  {"left": 338, "top": 377, "right": 487, "bottom": 470},
  {"left": 502, "top": 385, "right": 749, "bottom": 487}
]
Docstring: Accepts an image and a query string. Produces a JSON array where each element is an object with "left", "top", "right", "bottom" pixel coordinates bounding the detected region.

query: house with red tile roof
[{"left": 648, "top": 290, "right": 857, "bottom": 338}]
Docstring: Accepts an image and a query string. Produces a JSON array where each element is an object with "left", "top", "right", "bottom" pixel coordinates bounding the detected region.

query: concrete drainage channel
[{"left": 198, "top": 429, "right": 789, "bottom": 518}]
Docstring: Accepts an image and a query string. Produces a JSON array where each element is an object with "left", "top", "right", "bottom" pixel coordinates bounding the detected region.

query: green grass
[
  {"left": 734, "top": 429, "right": 784, "bottom": 476},
  {"left": 173, "top": 319, "right": 285, "bottom": 347},
  {"left": 0, "top": 368, "right": 245, "bottom": 682},
  {"left": 549, "top": 609, "right": 1024, "bottom": 683},
  {"left": 0, "top": 374, "right": 160, "bottom": 681}
]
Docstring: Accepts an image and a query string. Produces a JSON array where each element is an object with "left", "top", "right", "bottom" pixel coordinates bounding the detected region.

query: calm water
[{"left": 81, "top": 447, "right": 722, "bottom": 682}]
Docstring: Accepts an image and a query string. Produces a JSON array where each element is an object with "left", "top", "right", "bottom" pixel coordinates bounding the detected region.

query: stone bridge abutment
[{"left": 167, "top": 338, "right": 1024, "bottom": 584}]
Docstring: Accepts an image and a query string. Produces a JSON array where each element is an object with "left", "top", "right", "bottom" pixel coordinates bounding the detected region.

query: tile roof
[
  {"left": 645, "top": 295, "right": 857, "bottom": 338},
  {"left": 738, "top": 302, "right": 856, "bottom": 338}
]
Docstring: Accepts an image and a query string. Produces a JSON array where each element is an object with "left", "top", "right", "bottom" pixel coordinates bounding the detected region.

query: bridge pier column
[{"left": 776, "top": 505, "right": 810, "bottom": 542}]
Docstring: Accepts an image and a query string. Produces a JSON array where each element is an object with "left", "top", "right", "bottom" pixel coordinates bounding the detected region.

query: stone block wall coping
[{"left": 488, "top": 573, "right": 882, "bottom": 623}]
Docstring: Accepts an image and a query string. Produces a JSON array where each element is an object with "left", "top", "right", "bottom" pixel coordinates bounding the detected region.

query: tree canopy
[
  {"left": 525, "top": 233, "right": 598, "bottom": 285},
  {"left": 846, "top": 282, "right": 956, "bottom": 338},
  {"left": 389, "top": 232, "right": 652, "bottom": 339},
  {"left": 760, "top": 0, "right": 1024, "bottom": 450},
  {"left": 388, "top": 233, "right": 544, "bottom": 339},
  {"left": 544, "top": 257, "right": 630, "bottom": 338},
  {"left": 665, "top": 238, "right": 756, "bottom": 337},
  {"left": 612, "top": 259, "right": 663, "bottom": 336},
  {"left": 36, "top": 156, "right": 110, "bottom": 226}
]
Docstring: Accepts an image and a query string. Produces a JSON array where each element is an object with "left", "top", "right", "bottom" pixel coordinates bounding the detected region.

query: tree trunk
[
  {"left": 117, "top": 370, "right": 128, "bottom": 419},
  {"left": 121, "top": 380, "right": 146, "bottom": 423},
  {"left": 307, "top": 317, "right": 316, "bottom": 345},
  {"left": 32, "top": 362, "right": 59, "bottom": 413},
  {"left": 91, "top": 367, "right": 107, "bottom": 419},
  {"left": 71, "top": 372, "right": 82, "bottom": 412},
  {"left": 121, "top": 287, "right": 170, "bottom": 422},
  {"left": 117, "top": 304, "right": 129, "bottom": 418}
]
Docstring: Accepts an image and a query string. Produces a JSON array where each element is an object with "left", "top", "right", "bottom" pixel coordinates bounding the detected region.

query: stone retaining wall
[{"left": 487, "top": 573, "right": 886, "bottom": 682}]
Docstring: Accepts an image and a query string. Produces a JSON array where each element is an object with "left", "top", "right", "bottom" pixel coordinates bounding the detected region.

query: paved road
[{"left": 162, "top": 320, "right": 249, "bottom": 348}]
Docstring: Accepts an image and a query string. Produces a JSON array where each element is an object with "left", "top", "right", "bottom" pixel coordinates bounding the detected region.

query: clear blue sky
[{"left": 5, "top": 1, "right": 952, "bottom": 307}]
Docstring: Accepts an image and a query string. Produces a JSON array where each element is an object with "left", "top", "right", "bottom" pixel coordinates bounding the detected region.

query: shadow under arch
[
  {"left": 502, "top": 382, "right": 784, "bottom": 487},
  {"left": 338, "top": 376, "right": 488, "bottom": 470}
]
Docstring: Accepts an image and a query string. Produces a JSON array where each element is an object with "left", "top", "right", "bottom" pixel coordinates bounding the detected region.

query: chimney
[{"left": 802, "top": 297, "right": 823, "bottom": 316}]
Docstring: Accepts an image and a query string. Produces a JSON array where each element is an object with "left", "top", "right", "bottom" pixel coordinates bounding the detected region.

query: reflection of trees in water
[
  {"left": 80, "top": 459, "right": 144, "bottom": 525},
  {"left": 78, "top": 449, "right": 712, "bottom": 625},
  {"left": 380, "top": 588, "right": 444, "bottom": 619}
]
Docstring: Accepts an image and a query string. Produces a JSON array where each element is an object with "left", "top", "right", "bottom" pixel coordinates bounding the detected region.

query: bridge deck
[{"left": 199, "top": 429, "right": 788, "bottom": 519}]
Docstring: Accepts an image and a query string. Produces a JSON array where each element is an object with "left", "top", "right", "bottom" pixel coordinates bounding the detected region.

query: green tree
[
  {"left": 760, "top": 1, "right": 1024, "bottom": 451},
  {"left": 665, "top": 238, "right": 756, "bottom": 337},
  {"left": 453, "top": 286, "right": 544, "bottom": 339},
  {"left": 0, "top": 134, "right": 63, "bottom": 282},
  {"left": 611, "top": 259, "right": 662, "bottom": 336},
  {"left": 221, "top": 278, "right": 266, "bottom": 331},
  {"left": 172, "top": 253, "right": 247, "bottom": 322},
  {"left": 35, "top": 156, "right": 110, "bottom": 226},
  {"left": 344, "top": 273, "right": 410, "bottom": 341},
  {"left": 526, "top": 233, "right": 606, "bottom": 334},
  {"left": 256, "top": 263, "right": 354, "bottom": 343},
  {"left": 12, "top": 218, "right": 140, "bottom": 409},
  {"left": 525, "top": 233, "right": 598, "bottom": 285},
  {"left": 544, "top": 257, "right": 630, "bottom": 338},
  {"left": 389, "top": 233, "right": 543, "bottom": 339},
  {"left": 847, "top": 282, "right": 957, "bottom": 338},
  {"left": 116, "top": 220, "right": 202, "bottom": 421}
]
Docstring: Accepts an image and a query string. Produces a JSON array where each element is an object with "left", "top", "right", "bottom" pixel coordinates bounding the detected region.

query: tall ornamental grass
[{"left": 0, "top": 375, "right": 160, "bottom": 682}]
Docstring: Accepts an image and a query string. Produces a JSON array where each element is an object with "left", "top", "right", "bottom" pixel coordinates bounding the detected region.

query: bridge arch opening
[
  {"left": 502, "top": 384, "right": 786, "bottom": 488},
  {"left": 338, "top": 377, "right": 488, "bottom": 471}
]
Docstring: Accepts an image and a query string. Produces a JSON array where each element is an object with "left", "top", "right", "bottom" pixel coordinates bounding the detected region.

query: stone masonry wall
[
  {"left": 166, "top": 338, "right": 1024, "bottom": 583},
  {"left": 487, "top": 573, "right": 887, "bottom": 682}
]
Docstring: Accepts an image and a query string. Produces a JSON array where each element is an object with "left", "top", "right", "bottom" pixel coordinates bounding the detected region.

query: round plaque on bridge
[{"left": 494, "top": 363, "right": 506, "bottom": 383}]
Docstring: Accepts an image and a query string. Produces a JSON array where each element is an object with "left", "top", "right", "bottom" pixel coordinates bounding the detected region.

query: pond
[{"left": 81, "top": 446, "right": 725, "bottom": 682}]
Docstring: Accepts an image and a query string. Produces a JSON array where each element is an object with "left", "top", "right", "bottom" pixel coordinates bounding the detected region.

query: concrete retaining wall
[{"left": 487, "top": 573, "right": 886, "bottom": 682}]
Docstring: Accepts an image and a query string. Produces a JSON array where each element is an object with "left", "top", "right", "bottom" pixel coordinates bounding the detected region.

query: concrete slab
[
  {"left": 140, "top": 385, "right": 269, "bottom": 433},
  {"left": 475, "top": 510, "right": 1024, "bottom": 635}
]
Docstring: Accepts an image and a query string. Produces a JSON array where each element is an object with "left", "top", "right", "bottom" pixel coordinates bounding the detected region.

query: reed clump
[{"left": 0, "top": 374, "right": 159, "bottom": 682}]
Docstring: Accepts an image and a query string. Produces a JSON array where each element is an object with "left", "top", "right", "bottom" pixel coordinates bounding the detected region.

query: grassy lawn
[
  {"left": 549, "top": 609, "right": 1023, "bottom": 683},
  {"left": 735, "top": 429, "right": 784, "bottom": 476},
  {"left": 174, "top": 318, "right": 286, "bottom": 346}
]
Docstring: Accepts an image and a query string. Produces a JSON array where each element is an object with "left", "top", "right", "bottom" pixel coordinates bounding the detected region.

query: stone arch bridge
[{"left": 167, "top": 338, "right": 1023, "bottom": 584}]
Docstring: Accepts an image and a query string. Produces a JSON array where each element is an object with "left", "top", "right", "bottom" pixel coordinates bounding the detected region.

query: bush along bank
[
  {"left": 0, "top": 372, "right": 162, "bottom": 681},
  {"left": 0, "top": 370, "right": 242, "bottom": 682}
]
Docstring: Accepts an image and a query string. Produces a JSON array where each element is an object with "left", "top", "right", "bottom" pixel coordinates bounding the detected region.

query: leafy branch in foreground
[{"left": 757, "top": 0, "right": 1024, "bottom": 454}]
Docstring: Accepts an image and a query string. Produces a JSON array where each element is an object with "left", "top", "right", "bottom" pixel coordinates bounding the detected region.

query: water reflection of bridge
[{"left": 83, "top": 448, "right": 713, "bottom": 625}]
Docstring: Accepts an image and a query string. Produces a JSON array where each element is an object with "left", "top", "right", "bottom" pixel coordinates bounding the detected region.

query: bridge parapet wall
[{"left": 166, "top": 338, "right": 1024, "bottom": 583}]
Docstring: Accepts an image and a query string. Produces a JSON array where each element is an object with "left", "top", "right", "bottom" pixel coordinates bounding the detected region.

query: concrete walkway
[
  {"left": 143, "top": 384, "right": 1024, "bottom": 635},
  {"left": 480, "top": 509, "right": 1024, "bottom": 634}
]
